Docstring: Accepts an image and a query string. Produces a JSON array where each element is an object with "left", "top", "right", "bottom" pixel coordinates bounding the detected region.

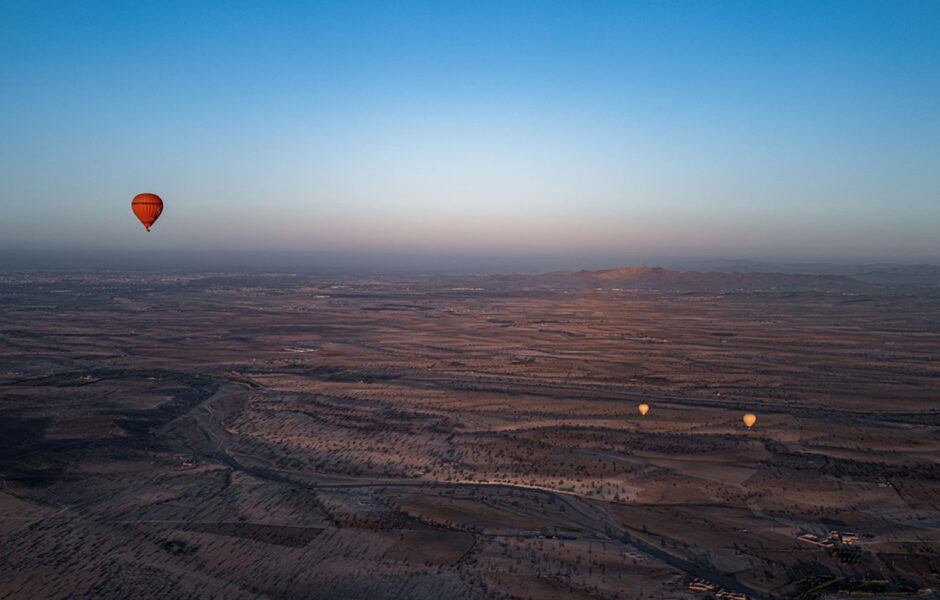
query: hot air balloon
[
  {"left": 638, "top": 403, "right": 650, "bottom": 416},
  {"left": 131, "top": 193, "right": 163, "bottom": 232},
  {"left": 743, "top": 413, "right": 757, "bottom": 428}
]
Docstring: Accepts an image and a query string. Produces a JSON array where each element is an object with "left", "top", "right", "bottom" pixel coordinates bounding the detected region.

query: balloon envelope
[
  {"left": 638, "top": 403, "right": 650, "bottom": 416},
  {"left": 743, "top": 413, "right": 757, "bottom": 428},
  {"left": 132, "top": 193, "right": 163, "bottom": 231}
]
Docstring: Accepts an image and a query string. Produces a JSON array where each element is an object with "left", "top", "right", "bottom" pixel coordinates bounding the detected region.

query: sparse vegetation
[{"left": 1, "top": 271, "right": 938, "bottom": 599}]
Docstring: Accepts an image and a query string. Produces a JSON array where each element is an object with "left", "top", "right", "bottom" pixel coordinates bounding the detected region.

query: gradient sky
[{"left": 1, "top": 1, "right": 939, "bottom": 268}]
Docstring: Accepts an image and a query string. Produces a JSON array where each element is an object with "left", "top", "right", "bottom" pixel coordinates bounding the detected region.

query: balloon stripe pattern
[{"left": 131, "top": 193, "right": 164, "bottom": 232}]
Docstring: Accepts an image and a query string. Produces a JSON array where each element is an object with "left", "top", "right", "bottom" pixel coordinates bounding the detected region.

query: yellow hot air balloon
[
  {"left": 638, "top": 403, "right": 650, "bottom": 416},
  {"left": 743, "top": 413, "right": 757, "bottom": 428}
]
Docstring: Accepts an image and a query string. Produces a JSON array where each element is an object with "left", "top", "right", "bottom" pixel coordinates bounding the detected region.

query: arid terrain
[{"left": 1, "top": 267, "right": 938, "bottom": 599}]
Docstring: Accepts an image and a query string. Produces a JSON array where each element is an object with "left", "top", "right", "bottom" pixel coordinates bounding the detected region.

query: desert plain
[{"left": 0, "top": 267, "right": 938, "bottom": 599}]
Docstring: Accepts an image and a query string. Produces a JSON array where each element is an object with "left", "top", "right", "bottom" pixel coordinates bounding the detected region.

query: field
[{"left": 1, "top": 269, "right": 938, "bottom": 599}]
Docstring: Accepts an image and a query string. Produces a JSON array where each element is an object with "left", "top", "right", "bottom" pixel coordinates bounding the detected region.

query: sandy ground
[{"left": 0, "top": 271, "right": 938, "bottom": 599}]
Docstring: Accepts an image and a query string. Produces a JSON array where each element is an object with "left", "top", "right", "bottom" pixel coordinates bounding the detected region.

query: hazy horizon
[
  {"left": 2, "top": 2, "right": 939, "bottom": 265},
  {"left": 2, "top": 245, "right": 939, "bottom": 276}
]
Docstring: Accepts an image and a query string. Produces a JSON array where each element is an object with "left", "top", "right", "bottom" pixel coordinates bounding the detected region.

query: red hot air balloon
[{"left": 131, "top": 193, "right": 163, "bottom": 232}]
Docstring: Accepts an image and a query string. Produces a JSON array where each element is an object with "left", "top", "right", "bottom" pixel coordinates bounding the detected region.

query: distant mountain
[{"left": 848, "top": 264, "right": 940, "bottom": 288}]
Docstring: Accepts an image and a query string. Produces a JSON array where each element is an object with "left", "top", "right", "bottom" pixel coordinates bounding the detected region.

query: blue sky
[{"left": 1, "top": 1, "right": 938, "bottom": 266}]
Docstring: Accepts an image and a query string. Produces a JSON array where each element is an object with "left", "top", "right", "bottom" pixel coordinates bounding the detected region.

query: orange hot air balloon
[
  {"left": 131, "top": 193, "right": 163, "bottom": 232},
  {"left": 638, "top": 403, "right": 650, "bottom": 416},
  {"left": 743, "top": 413, "right": 757, "bottom": 428}
]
